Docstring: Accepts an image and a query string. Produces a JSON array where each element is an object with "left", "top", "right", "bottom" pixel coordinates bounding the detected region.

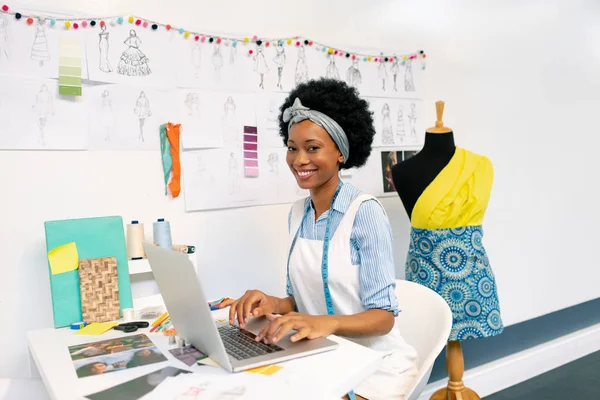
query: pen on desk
[
  {"left": 150, "top": 315, "right": 170, "bottom": 333},
  {"left": 151, "top": 312, "right": 168, "bottom": 328}
]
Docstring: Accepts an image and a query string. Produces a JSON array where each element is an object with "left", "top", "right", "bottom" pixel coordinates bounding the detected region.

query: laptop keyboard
[{"left": 218, "top": 325, "right": 284, "bottom": 360}]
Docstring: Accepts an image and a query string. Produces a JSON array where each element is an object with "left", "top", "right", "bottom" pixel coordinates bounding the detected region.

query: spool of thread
[
  {"left": 153, "top": 218, "right": 173, "bottom": 249},
  {"left": 123, "top": 308, "right": 134, "bottom": 322},
  {"left": 126, "top": 220, "right": 145, "bottom": 260},
  {"left": 70, "top": 321, "right": 87, "bottom": 330},
  {"left": 172, "top": 244, "right": 196, "bottom": 254}
]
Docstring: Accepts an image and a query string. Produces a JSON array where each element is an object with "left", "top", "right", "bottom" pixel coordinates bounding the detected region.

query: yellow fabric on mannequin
[{"left": 410, "top": 147, "right": 494, "bottom": 229}]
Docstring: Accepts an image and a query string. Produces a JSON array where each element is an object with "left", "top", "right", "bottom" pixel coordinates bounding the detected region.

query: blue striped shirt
[{"left": 286, "top": 182, "right": 399, "bottom": 316}]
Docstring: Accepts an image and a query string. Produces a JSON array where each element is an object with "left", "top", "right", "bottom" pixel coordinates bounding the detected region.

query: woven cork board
[{"left": 78, "top": 257, "right": 120, "bottom": 323}]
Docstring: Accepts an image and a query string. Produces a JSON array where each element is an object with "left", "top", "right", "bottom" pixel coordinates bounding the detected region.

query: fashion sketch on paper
[
  {"left": 195, "top": 154, "right": 215, "bottom": 188},
  {"left": 98, "top": 25, "right": 112, "bottom": 73},
  {"left": 191, "top": 41, "right": 201, "bottom": 77},
  {"left": 391, "top": 55, "right": 400, "bottom": 91},
  {"left": 32, "top": 84, "right": 54, "bottom": 145},
  {"left": 396, "top": 104, "right": 406, "bottom": 142},
  {"left": 184, "top": 92, "right": 200, "bottom": 117},
  {"left": 229, "top": 44, "right": 237, "bottom": 65},
  {"left": 294, "top": 46, "right": 308, "bottom": 85},
  {"left": 378, "top": 53, "right": 388, "bottom": 91},
  {"left": 253, "top": 45, "right": 269, "bottom": 89},
  {"left": 404, "top": 58, "right": 415, "bottom": 92},
  {"left": 117, "top": 30, "right": 151, "bottom": 76},
  {"left": 408, "top": 102, "right": 417, "bottom": 140},
  {"left": 221, "top": 96, "right": 238, "bottom": 146},
  {"left": 212, "top": 44, "right": 223, "bottom": 80},
  {"left": 346, "top": 58, "right": 361, "bottom": 88},
  {"left": 31, "top": 20, "right": 50, "bottom": 67},
  {"left": 133, "top": 91, "right": 152, "bottom": 142},
  {"left": 325, "top": 52, "right": 340, "bottom": 80},
  {"left": 100, "top": 89, "right": 115, "bottom": 142},
  {"left": 381, "top": 103, "right": 394, "bottom": 145},
  {"left": 272, "top": 45, "right": 286, "bottom": 90},
  {"left": 267, "top": 152, "right": 279, "bottom": 175},
  {"left": 228, "top": 152, "right": 239, "bottom": 194},
  {"left": 0, "top": 14, "right": 9, "bottom": 65}
]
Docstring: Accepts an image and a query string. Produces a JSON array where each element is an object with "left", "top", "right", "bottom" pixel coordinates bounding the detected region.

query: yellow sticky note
[
  {"left": 48, "top": 242, "right": 79, "bottom": 275},
  {"left": 75, "top": 322, "right": 118, "bottom": 336},
  {"left": 246, "top": 364, "right": 283, "bottom": 376}
]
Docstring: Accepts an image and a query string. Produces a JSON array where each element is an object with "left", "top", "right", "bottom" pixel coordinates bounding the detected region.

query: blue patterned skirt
[{"left": 405, "top": 225, "right": 504, "bottom": 341}]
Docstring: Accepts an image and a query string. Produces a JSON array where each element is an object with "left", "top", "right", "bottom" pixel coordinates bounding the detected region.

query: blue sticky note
[{"left": 44, "top": 216, "right": 132, "bottom": 328}]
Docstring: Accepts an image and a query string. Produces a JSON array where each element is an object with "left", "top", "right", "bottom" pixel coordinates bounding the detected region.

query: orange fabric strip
[{"left": 166, "top": 122, "right": 182, "bottom": 198}]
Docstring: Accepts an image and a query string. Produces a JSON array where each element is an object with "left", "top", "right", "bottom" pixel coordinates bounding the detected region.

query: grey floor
[{"left": 484, "top": 350, "right": 600, "bottom": 399}]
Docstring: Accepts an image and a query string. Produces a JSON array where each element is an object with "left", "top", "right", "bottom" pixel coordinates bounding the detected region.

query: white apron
[{"left": 288, "top": 194, "right": 419, "bottom": 400}]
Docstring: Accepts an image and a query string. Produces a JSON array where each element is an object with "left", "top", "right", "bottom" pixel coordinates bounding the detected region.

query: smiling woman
[{"left": 220, "top": 78, "right": 419, "bottom": 400}]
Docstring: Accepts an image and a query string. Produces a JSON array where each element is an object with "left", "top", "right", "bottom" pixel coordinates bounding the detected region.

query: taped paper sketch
[
  {"left": 408, "top": 102, "right": 417, "bottom": 139},
  {"left": 381, "top": 103, "right": 394, "bottom": 145},
  {"left": 31, "top": 20, "right": 50, "bottom": 67},
  {"left": 378, "top": 53, "right": 388, "bottom": 91},
  {"left": 184, "top": 92, "right": 200, "bottom": 117},
  {"left": 191, "top": 41, "right": 201, "bottom": 77},
  {"left": 212, "top": 44, "right": 223, "bottom": 80},
  {"left": 405, "top": 58, "right": 415, "bottom": 92},
  {"left": 273, "top": 45, "right": 286, "bottom": 89},
  {"left": 295, "top": 46, "right": 308, "bottom": 85},
  {"left": 0, "top": 14, "right": 9, "bottom": 65},
  {"left": 134, "top": 91, "right": 152, "bottom": 142},
  {"left": 117, "top": 30, "right": 151, "bottom": 76},
  {"left": 98, "top": 25, "right": 112, "bottom": 73},
  {"left": 195, "top": 154, "right": 215, "bottom": 188},
  {"left": 396, "top": 104, "right": 406, "bottom": 141},
  {"left": 346, "top": 58, "right": 361, "bottom": 88},
  {"left": 32, "top": 84, "right": 54, "bottom": 145},
  {"left": 254, "top": 46, "right": 269, "bottom": 89},
  {"left": 391, "top": 56, "right": 399, "bottom": 91},
  {"left": 267, "top": 152, "right": 279, "bottom": 175},
  {"left": 325, "top": 53, "right": 340, "bottom": 80},
  {"left": 100, "top": 89, "right": 115, "bottom": 141},
  {"left": 228, "top": 152, "right": 239, "bottom": 193}
]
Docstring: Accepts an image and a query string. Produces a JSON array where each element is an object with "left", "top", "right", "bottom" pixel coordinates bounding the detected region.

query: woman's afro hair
[{"left": 278, "top": 78, "right": 375, "bottom": 170}]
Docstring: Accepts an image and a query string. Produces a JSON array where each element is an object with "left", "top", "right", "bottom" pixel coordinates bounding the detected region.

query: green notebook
[{"left": 44, "top": 216, "right": 133, "bottom": 328}]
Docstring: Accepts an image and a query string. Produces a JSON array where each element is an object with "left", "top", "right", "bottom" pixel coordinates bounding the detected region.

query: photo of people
[
  {"left": 68, "top": 334, "right": 167, "bottom": 378},
  {"left": 381, "top": 150, "right": 418, "bottom": 193}
]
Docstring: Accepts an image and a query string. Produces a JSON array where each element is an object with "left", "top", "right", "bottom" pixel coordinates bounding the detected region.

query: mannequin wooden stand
[{"left": 427, "top": 101, "right": 481, "bottom": 400}]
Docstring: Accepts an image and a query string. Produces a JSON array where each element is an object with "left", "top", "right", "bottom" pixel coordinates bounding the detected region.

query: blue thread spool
[{"left": 153, "top": 218, "right": 173, "bottom": 249}]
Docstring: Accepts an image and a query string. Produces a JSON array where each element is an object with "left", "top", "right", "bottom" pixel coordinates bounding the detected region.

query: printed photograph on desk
[
  {"left": 68, "top": 333, "right": 154, "bottom": 361},
  {"left": 72, "top": 345, "right": 167, "bottom": 378}
]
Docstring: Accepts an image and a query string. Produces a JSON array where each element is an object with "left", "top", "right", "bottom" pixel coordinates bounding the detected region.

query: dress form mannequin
[{"left": 392, "top": 101, "right": 503, "bottom": 400}]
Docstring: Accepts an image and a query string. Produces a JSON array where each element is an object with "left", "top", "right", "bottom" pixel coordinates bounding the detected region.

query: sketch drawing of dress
[
  {"left": 229, "top": 45, "right": 237, "bottom": 65},
  {"left": 295, "top": 46, "right": 308, "bottom": 85},
  {"left": 31, "top": 23, "right": 50, "bottom": 67},
  {"left": 222, "top": 96, "right": 238, "bottom": 146},
  {"left": 0, "top": 14, "right": 9, "bottom": 65},
  {"left": 98, "top": 25, "right": 112, "bottom": 73},
  {"left": 212, "top": 44, "right": 223, "bottom": 80},
  {"left": 408, "top": 103, "right": 417, "bottom": 141},
  {"left": 254, "top": 46, "right": 269, "bottom": 89},
  {"left": 32, "top": 84, "right": 54, "bottom": 145},
  {"left": 396, "top": 104, "right": 406, "bottom": 142},
  {"left": 391, "top": 56, "right": 400, "bottom": 91},
  {"left": 228, "top": 152, "right": 239, "bottom": 194},
  {"left": 378, "top": 55, "right": 388, "bottom": 91},
  {"left": 381, "top": 103, "right": 394, "bottom": 145},
  {"left": 405, "top": 58, "right": 415, "bottom": 92},
  {"left": 346, "top": 58, "right": 361, "bottom": 88},
  {"left": 272, "top": 46, "right": 286, "bottom": 89},
  {"left": 191, "top": 42, "right": 201, "bottom": 77},
  {"left": 325, "top": 53, "right": 340, "bottom": 80},
  {"left": 100, "top": 89, "right": 115, "bottom": 142},
  {"left": 184, "top": 92, "right": 200, "bottom": 117},
  {"left": 134, "top": 91, "right": 152, "bottom": 142},
  {"left": 117, "top": 30, "right": 151, "bottom": 76}
]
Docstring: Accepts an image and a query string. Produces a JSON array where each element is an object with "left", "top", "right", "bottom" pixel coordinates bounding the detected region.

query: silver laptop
[{"left": 143, "top": 243, "right": 339, "bottom": 372}]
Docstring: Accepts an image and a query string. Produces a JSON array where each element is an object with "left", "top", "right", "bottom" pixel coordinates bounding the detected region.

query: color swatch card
[
  {"left": 243, "top": 126, "right": 259, "bottom": 178},
  {"left": 58, "top": 36, "right": 82, "bottom": 96}
]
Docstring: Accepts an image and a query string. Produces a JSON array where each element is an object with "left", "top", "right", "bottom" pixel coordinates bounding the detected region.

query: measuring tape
[{"left": 288, "top": 182, "right": 358, "bottom": 400}]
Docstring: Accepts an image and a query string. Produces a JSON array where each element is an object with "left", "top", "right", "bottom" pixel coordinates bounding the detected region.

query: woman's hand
[
  {"left": 219, "top": 290, "right": 278, "bottom": 329},
  {"left": 255, "top": 312, "right": 338, "bottom": 344}
]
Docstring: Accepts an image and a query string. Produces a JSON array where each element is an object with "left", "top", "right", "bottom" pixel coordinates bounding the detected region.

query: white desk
[{"left": 28, "top": 310, "right": 383, "bottom": 400}]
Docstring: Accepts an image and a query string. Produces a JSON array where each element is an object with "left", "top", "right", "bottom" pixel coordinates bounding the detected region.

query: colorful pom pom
[
  {"left": 128, "top": 16, "right": 134, "bottom": 23},
  {"left": 243, "top": 37, "right": 249, "bottom": 43},
  {"left": 26, "top": 17, "right": 33, "bottom": 25},
  {"left": 295, "top": 41, "right": 301, "bottom": 46},
  {"left": 1, "top": 5, "right": 8, "bottom": 12},
  {"left": 73, "top": 22, "right": 79, "bottom": 29},
  {"left": 135, "top": 19, "right": 141, "bottom": 25},
  {"left": 50, "top": 19, "right": 56, "bottom": 26},
  {"left": 82, "top": 21, "right": 88, "bottom": 27},
  {"left": 194, "top": 35, "right": 199, "bottom": 41},
  {"left": 287, "top": 39, "right": 292, "bottom": 45},
  {"left": 64, "top": 21, "right": 71, "bottom": 28},
  {"left": 232, "top": 40, "right": 238, "bottom": 47},
  {"left": 184, "top": 31, "right": 190, "bottom": 38},
  {"left": 15, "top": 12, "right": 21, "bottom": 19},
  {"left": 265, "top": 41, "right": 270, "bottom": 47},
  {"left": 217, "top": 37, "right": 222, "bottom": 44},
  {"left": 151, "top": 23, "right": 158, "bottom": 30},
  {"left": 90, "top": 20, "right": 96, "bottom": 26},
  {"left": 178, "top": 28, "right": 184, "bottom": 34},
  {"left": 256, "top": 39, "right": 262, "bottom": 46},
  {"left": 117, "top": 17, "right": 123, "bottom": 24},
  {"left": 304, "top": 39, "right": 309, "bottom": 45},
  {"left": 166, "top": 24, "right": 172, "bottom": 30},
  {"left": 252, "top": 35, "right": 258, "bottom": 40},
  {"left": 248, "top": 49, "right": 253, "bottom": 55},
  {"left": 209, "top": 37, "right": 214, "bottom": 43},
  {"left": 143, "top": 21, "right": 148, "bottom": 28}
]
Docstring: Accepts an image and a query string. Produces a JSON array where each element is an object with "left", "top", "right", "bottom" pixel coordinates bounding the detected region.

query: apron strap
[{"left": 335, "top": 194, "right": 384, "bottom": 235}]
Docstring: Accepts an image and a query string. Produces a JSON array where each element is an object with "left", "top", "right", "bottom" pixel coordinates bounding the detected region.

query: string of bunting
[{"left": 0, "top": 4, "right": 427, "bottom": 69}]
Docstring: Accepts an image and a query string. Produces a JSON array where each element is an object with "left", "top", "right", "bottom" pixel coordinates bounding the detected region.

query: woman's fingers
[
  {"left": 269, "top": 320, "right": 298, "bottom": 344},
  {"left": 218, "top": 298, "right": 235, "bottom": 309},
  {"left": 291, "top": 327, "right": 311, "bottom": 342},
  {"left": 228, "top": 300, "right": 240, "bottom": 325}
]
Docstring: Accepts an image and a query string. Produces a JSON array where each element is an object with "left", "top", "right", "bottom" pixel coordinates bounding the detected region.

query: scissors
[{"left": 113, "top": 321, "right": 150, "bottom": 333}]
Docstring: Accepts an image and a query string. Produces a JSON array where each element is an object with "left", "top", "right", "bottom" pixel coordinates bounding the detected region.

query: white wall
[{"left": 1, "top": 0, "right": 599, "bottom": 379}]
